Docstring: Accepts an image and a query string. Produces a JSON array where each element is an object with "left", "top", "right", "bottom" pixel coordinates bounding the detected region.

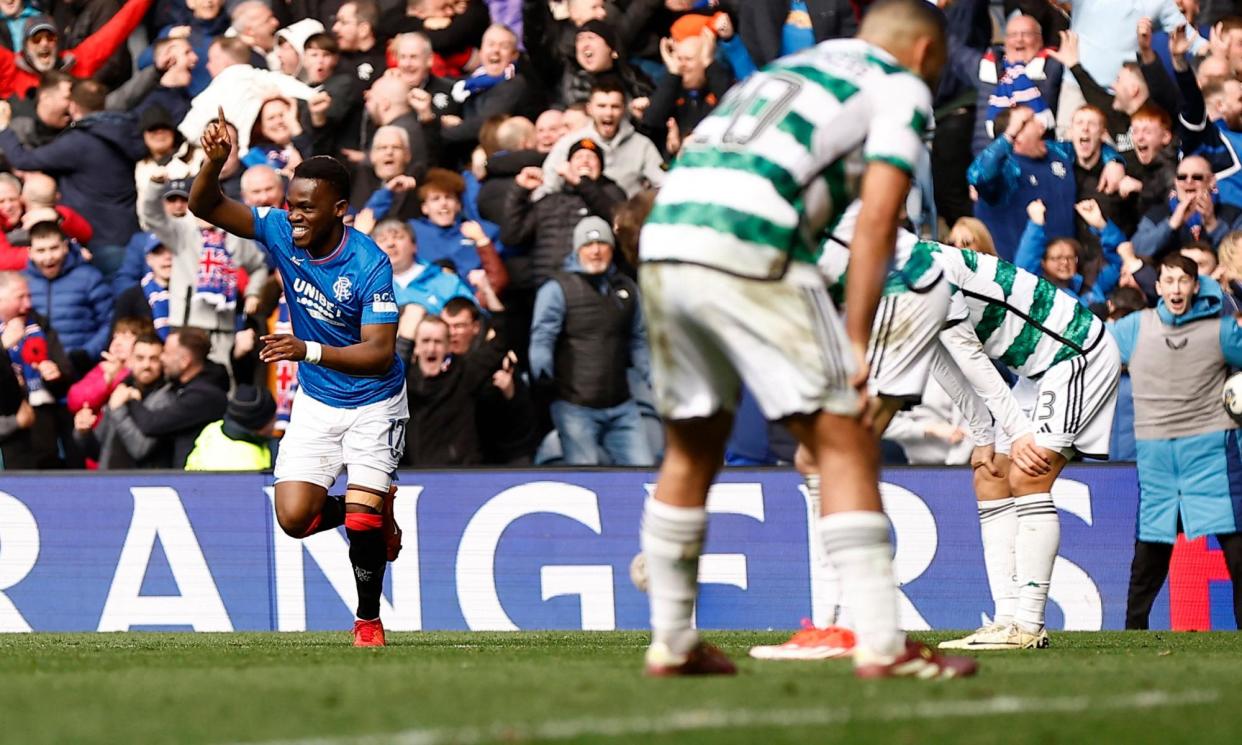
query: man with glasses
[
  {"left": 1133, "top": 155, "right": 1242, "bottom": 256},
  {"left": 945, "top": 9, "right": 1062, "bottom": 155},
  {"left": 1016, "top": 197, "right": 1126, "bottom": 308}
]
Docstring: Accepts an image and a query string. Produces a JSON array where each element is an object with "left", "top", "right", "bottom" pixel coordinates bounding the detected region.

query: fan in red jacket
[
  {"left": 0, "top": 0, "right": 154, "bottom": 99},
  {"left": 0, "top": 172, "right": 94, "bottom": 270}
]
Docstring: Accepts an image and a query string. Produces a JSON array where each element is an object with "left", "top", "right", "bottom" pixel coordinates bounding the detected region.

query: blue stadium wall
[{"left": 0, "top": 467, "right": 1235, "bottom": 632}]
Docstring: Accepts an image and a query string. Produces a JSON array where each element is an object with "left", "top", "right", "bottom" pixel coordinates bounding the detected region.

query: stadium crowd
[{"left": 0, "top": 0, "right": 1238, "bottom": 498}]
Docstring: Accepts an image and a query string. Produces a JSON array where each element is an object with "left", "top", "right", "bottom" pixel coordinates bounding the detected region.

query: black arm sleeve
[
  {"left": 124, "top": 384, "right": 224, "bottom": 436},
  {"left": 0, "top": 347, "right": 21, "bottom": 416}
]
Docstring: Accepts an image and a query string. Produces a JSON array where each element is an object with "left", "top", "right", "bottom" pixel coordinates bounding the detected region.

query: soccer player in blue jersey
[{"left": 190, "top": 108, "right": 408, "bottom": 647}]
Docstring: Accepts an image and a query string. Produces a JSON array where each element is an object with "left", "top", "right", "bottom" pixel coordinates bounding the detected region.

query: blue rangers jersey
[{"left": 251, "top": 207, "right": 404, "bottom": 408}]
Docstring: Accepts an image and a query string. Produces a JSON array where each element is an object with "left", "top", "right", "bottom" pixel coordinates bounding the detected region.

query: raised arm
[{"left": 188, "top": 107, "right": 256, "bottom": 239}]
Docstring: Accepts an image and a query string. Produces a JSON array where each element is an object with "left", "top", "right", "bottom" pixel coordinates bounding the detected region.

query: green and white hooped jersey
[
  {"left": 932, "top": 245, "right": 1105, "bottom": 379},
  {"left": 819, "top": 202, "right": 945, "bottom": 299},
  {"left": 640, "top": 38, "right": 933, "bottom": 280}
]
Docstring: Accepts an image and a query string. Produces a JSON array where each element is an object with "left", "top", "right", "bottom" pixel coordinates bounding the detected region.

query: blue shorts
[{"left": 1136, "top": 429, "right": 1242, "bottom": 543}]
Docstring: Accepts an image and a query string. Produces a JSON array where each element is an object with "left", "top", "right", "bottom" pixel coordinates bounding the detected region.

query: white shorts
[
  {"left": 868, "top": 279, "right": 951, "bottom": 403},
  {"left": 997, "top": 333, "right": 1121, "bottom": 460},
  {"left": 274, "top": 387, "right": 409, "bottom": 491},
  {"left": 640, "top": 262, "right": 860, "bottom": 421},
  {"left": 994, "top": 376, "right": 1037, "bottom": 457}
]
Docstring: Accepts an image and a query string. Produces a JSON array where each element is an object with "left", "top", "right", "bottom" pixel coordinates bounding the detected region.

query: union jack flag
[
  {"left": 269, "top": 294, "right": 298, "bottom": 434},
  {"left": 195, "top": 228, "right": 238, "bottom": 310}
]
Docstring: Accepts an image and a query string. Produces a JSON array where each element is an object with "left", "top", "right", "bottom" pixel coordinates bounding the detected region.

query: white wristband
[{"left": 303, "top": 341, "right": 323, "bottom": 365}]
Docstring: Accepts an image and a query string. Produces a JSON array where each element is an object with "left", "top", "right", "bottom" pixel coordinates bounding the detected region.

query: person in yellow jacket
[{"left": 185, "top": 384, "right": 277, "bottom": 471}]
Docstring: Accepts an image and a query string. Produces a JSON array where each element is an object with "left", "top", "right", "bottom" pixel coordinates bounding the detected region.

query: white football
[
  {"left": 1223, "top": 372, "right": 1242, "bottom": 418},
  {"left": 629, "top": 552, "right": 648, "bottom": 593}
]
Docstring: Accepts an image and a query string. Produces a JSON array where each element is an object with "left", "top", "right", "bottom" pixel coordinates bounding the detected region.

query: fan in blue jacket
[
  {"left": 23, "top": 222, "right": 113, "bottom": 372},
  {"left": 1015, "top": 197, "right": 1125, "bottom": 308},
  {"left": 1131, "top": 155, "right": 1242, "bottom": 257},
  {"left": 0, "top": 97, "right": 148, "bottom": 258},
  {"left": 968, "top": 105, "right": 1124, "bottom": 261},
  {"left": 371, "top": 218, "right": 478, "bottom": 314}
]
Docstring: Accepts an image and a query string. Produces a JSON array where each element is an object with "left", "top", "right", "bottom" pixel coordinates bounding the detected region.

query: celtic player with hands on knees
[{"left": 190, "top": 107, "right": 409, "bottom": 647}]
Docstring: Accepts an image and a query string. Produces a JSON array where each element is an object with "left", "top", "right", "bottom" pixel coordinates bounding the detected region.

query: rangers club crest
[{"left": 333, "top": 276, "right": 353, "bottom": 302}]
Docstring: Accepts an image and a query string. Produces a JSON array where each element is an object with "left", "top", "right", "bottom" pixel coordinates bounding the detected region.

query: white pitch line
[{"left": 233, "top": 689, "right": 1221, "bottom": 745}]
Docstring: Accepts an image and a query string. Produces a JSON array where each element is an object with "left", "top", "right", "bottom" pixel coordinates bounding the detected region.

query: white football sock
[
  {"left": 803, "top": 473, "right": 848, "bottom": 628},
  {"left": 1013, "top": 492, "right": 1059, "bottom": 633},
  {"left": 818, "top": 511, "right": 905, "bottom": 658},
  {"left": 804, "top": 473, "right": 821, "bottom": 514},
  {"left": 640, "top": 497, "right": 706, "bottom": 655},
  {"left": 977, "top": 498, "right": 1018, "bottom": 627}
]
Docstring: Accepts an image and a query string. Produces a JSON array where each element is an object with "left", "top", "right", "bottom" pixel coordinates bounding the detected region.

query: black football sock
[
  {"left": 345, "top": 510, "right": 386, "bottom": 620},
  {"left": 300, "top": 494, "right": 346, "bottom": 537}
]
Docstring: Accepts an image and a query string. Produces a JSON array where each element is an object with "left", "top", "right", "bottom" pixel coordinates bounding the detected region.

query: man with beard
[
  {"left": 72, "top": 333, "right": 169, "bottom": 469},
  {"left": 538, "top": 77, "right": 664, "bottom": 198},
  {"left": 0, "top": 1, "right": 154, "bottom": 98}
]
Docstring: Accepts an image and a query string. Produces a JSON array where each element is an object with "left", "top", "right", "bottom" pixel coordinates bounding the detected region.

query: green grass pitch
[{"left": 1, "top": 630, "right": 1239, "bottom": 744}]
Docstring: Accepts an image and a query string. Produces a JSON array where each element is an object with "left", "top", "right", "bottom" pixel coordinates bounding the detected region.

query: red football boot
[
  {"left": 353, "top": 618, "right": 386, "bottom": 647},
  {"left": 644, "top": 642, "right": 737, "bottom": 677},
  {"left": 854, "top": 640, "right": 978, "bottom": 679}
]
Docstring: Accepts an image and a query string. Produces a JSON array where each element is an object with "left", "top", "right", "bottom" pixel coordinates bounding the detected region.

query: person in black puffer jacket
[
  {"left": 398, "top": 310, "right": 506, "bottom": 466},
  {"left": 528, "top": 216, "right": 653, "bottom": 466},
  {"left": 500, "top": 136, "right": 626, "bottom": 290}
]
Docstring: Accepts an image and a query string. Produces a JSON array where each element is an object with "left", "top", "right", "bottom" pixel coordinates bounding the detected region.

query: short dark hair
[
  {"left": 1044, "top": 237, "right": 1082, "bottom": 260},
  {"left": 292, "top": 155, "right": 351, "bottom": 203},
  {"left": 1159, "top": 251, "right": 1199, "bottom": 278},
  {"left": 304, "top": 32, "right": 339, "bottom": 54},
  {"left": 589, "top": 75, "right": 626, "bottom": 100},
  {"left": 153, "top": 35, "right": 188, "bottom": 62},
  {"left": 28, "top": 220, "right": 65, "bottom": 244},
  {"left": 1108, "top": 286, "right": 1147, "bottom": 319},
  {"left": 992, "top": 106, "right": 1026, "bottom": 140},
  {"left": 373, "top": 218, "right": 413, "bottom": 241},
  {"left": 133, "top": 332, "right": 164, "bottom": 348},
  {"left": 170, "top": 326, "right": 211, "bottom": 364},
  {"left": 70, "top": 79, "right": 107, "bottom": 114},
  {"left": 442, "top": 296, "right": 479, "bottom": 320},
  {"left": 36, "top": 70, "right": 72, "bottom": 100}
]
